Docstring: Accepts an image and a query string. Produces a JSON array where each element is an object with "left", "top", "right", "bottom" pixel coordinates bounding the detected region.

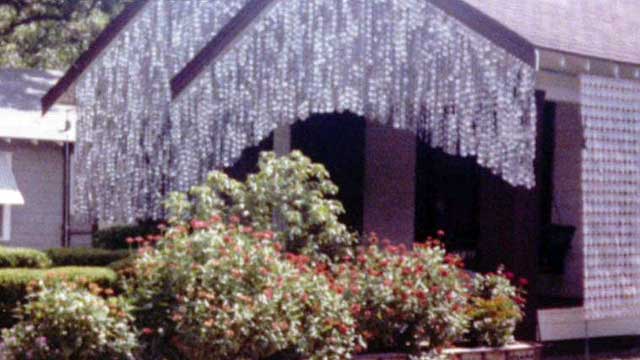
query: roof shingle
[{"left": 462, "top": 0, "right": 640, "bottom": 65}]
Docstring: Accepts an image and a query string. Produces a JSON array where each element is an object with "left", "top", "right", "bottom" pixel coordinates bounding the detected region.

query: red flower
[
  {"left": 273, "top": 242, "right": 282, "bottom": 252},
  {"left": 142, "top": 327, "right": 154, "bottom": 335},
  {"left": 505, "top": 272, "right": 515, "bottom": 280},
  {"left": 398, "top": 244, "right": 407, "bottom": 254},
  {"left": 440, "top": 269, "right": 449, "bottom": 277},
  {"left": 351, "top": 304, "right": 362, "bottom": 315},
  {"left": 337, "top": 323, "right": 350, "bottom": 335},
  {"left": 190, "top": 220, "right": 208, "bottom": 230},
  {"left": 446, "top": 292, "right": 455, "bottom": 302},
  {"left": 436, "top": 229, "right": 446, "bottom": 238},
  {"left": 264, "top": 288, "right": 274, "bottom": 300},
  {"left": 209, "top": 214, "right": 222, "bottom": 223},
  {"left": 519, "top": 278, "right": 529, "bottom": 287},
  {"left": 125, "top": 237, "right": 134, "bottom": 245}
]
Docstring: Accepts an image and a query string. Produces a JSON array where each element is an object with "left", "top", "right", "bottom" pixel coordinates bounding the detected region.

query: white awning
[{"left": 0, "top": 152, "right": 24, "bottom": 205}]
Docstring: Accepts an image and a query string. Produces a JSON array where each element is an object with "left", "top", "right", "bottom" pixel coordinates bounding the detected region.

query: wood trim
[
  {"left": 426, "top": 0, "right": 536, "bottom": 66},
  {"left": 41, "top": 0, "right": 152, "bottom": 114},
  {"left": 170, "top": 0, "right": 278, "bottom": 99}
]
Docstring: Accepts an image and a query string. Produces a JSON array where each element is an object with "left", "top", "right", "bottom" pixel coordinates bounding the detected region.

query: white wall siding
[{"left": 0, "top": 141, "right": 63, "bottom": 249}]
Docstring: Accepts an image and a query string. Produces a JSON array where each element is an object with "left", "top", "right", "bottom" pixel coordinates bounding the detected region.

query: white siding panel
[{"left": 0, "top": 141, "right": 63, "bottom": 249}]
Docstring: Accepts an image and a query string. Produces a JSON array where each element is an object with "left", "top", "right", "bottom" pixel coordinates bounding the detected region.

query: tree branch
[{"left": 0, "top": 0, "right": 78, "bottom": 37}]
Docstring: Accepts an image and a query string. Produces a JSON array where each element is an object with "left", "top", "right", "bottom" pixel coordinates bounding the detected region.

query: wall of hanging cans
[
  {"left": 73, "top": 0, "right": 537, "bottom": 225},
  {"left": 74, "top": 0, "right": 251, "bottom": 223},
  {"left": 581, "top": 75, "right": 640, "bottom": 320}
]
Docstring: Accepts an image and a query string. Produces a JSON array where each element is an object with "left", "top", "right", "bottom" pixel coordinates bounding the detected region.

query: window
[
  {"left": 0, "top": 205, "right": 9, "bottom": 241},
  {"left": 0, "top": 151, "right": 23, "bottom": 241}
]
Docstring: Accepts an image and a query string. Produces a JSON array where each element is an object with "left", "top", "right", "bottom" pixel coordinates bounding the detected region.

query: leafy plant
[
  {"left": 92, "top": 220, "right": 161, "bottom": 250},
  {"left": 465, "top": 267, "right": 527, "bottom": 347},
  {"left": 46, "top": 247, "right": 130, "bottom": 266},
  {"left": 0, "top": 247, "right": 51, "bottom": 269},
  {"left": 0, "top": 266, "right": 118, "bottom": 328},
  {"left": 0, "top": 281, "right": 138, "bottom": 360},
  {"left": 0, "top": 0, "right": 132, "bottom": 69},
  {"left": 128, "top": 219, "right": 355, "bottom": 360},
  {"left": 334, "top": 235, "right": 470, "bottom": 355},
  {"left": 165, "top": 151, "right": 356, "bottom": 260}
]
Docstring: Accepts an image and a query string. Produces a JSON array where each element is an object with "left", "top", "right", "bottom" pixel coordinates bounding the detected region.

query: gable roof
[
  {"left": 462, "top": 0, "right": 640, "bottom": 65},
  {"left": 43, "top": 0, "right": 535, "bottom": 111},
  {"left": 171, "top": 0, "right": 536, "bottom": 98},
  {"left": 0, "top": 69, "right": 75, "bottom": 142}
]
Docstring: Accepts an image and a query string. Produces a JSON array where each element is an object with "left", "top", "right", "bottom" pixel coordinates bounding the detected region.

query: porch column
[
  {"left": 273, "top": 125, "right": 291, "bottom": 155},
  {"left": 362, "top": 122, "right": 416, "bottom": 246}
]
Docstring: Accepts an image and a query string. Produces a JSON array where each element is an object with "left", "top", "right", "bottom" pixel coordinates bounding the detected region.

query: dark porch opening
[{"left": 291, "top": 113, "right": 366, "bottom": 234}]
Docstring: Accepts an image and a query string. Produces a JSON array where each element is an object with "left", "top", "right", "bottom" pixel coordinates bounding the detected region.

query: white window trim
[{"left": 0, "top": 205, "right": 10, "bottom": 242}]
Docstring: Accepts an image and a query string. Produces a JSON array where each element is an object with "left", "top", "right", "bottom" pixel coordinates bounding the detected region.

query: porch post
[
  {"left": 362, "top": 122, "right": 416, "bottom": 246},
  {"left": 273, "top": 125, "right": 291, "bottom": 155}
]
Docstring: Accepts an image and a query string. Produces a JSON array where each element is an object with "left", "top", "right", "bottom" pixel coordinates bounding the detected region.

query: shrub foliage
[
  {"left": 165, "top": 151, "right": 356, "bottom": 260},
  {"left": 46, "top": 247, "right": 130, "bottom": 267},
  {"left": 93, "top": 221, "right": 160, "bottom": 250},
  {"left": 1, "top": 282, "right": 138, "bottom": 360},
  {"left": 129, "top": 219, "right": 356, "bottom": 360},
  {"left": 0, "top": 267, "right": 118, "bottom": 328},
  {"left": 465, "top": 267, "right": 527, "bottom": 347},
  {"left": 0, "top": 247, "right": 51, "bottom": 269}
]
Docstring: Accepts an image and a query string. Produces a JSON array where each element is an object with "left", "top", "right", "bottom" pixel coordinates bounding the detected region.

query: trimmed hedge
[
  {"left": 46, "top": 248, "right": 130, "bottom": 267},
  {"left": 0, "top": 247, "right": 51, "bottom": 269},
  {"left": 92, "top": 220, "right": 160, "bottom": 249},
  {"left": 0, "top": 267, "right": 118, "bottom": 328}
]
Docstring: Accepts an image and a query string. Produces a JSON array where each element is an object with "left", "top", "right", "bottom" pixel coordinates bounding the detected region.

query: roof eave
[{"left": 427, "top": 0, "right": 536, "bottom": 66}]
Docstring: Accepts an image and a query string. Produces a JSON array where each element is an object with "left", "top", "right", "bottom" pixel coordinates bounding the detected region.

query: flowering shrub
[
  {"left": 465, "top": 267, "right": 527, "bottom": 347},
  {"left": 334, "top": 236, "right": 470, "bottom": 354},
  {"left": 0, "top": 281, "right": 138, "bottom": 360},
  {"left": 164, "top": 151, "right": 356, "bottom": 260},
  {"left": 128, "top": 219, "right": 355, "bottom": 359}
]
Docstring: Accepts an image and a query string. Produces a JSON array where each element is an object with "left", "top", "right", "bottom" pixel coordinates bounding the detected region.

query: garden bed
[
  {"left": 355, "top": 353, "right": 409, "bottom": 360},
  {"left": 442, "top": 342, "right": 542, "bottom": 360},
  {"left": 354, "top": 342, "right": 542, "bottom": 360}
]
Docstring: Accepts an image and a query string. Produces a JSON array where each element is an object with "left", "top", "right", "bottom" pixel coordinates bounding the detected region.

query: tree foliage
[{"left": 0, "top": 0, "right": 130, "bottom": 69}]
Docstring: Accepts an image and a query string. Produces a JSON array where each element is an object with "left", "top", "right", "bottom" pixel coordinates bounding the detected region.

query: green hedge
[
  {"left": 0, "top": 247, "right": 51, "bottom": 269},
  {"left": 92, "top": 220, "right": 160, "bottom": 249},
  {"left": 0, "top": 267, "right": 118, "bottom": 328},
  {"left": 46, "top": 248, "right": 130, "bottom": 267}
]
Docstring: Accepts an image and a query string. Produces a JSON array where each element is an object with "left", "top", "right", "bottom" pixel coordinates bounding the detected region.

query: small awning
[{"left": 0, "top": 152, "right": 24, "bottom": 205}]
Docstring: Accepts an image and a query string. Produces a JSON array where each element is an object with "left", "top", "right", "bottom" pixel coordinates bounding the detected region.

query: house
[
  {"left": 0, "top": 69, "right": 76, "bottom": 249},
  {"left": 41, "top": 0, "right": 640, "bottom": 340}
]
